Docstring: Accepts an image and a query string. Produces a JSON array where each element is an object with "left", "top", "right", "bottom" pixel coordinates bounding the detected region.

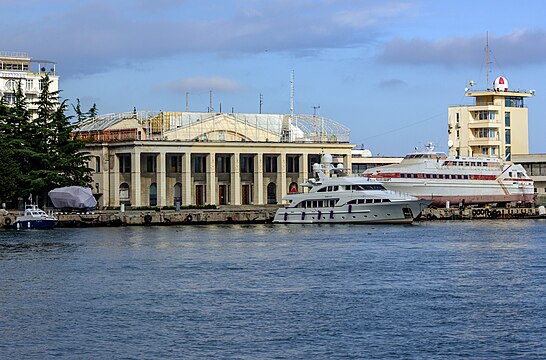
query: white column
[
  {"left": 231, "top": 152, "right": 241, "bottom": 205},
  {"left": 254, "top": 153, "right": 264, "bottom": 204},
  {"left": 300, "top": 153, "right": 308, "bottom": 192},
  {"left": 113, "top": 154, "right": 120, "bottom": 206},
  {"left": 207, "top": 152, "right": 216, "bottom": 205},
  {"left": 183, "top": 152, "right": 192, "bottom": 205},
  {"left": 279, "top": 154, "right": 287, "bottom": 203},
  {"left": 158, "top": 151, "right": 167, "bottom": 207},
  {"left": 131, "top": 148, "right": 141, "bottom": 207}
]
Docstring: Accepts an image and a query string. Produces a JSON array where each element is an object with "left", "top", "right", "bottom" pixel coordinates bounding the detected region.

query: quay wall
[{"left": 1, "top": 206, "right": 544, "bottom": 228}]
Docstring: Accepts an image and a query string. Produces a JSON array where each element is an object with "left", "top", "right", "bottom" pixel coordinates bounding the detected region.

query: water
[{"left": 1, "top": 221, "right": 545, "bottom": 359}]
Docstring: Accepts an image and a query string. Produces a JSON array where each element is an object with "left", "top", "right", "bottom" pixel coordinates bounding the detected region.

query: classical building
[
  {"left": 0, "top": 51, "right": 58, "bottom": 111},
  {"left": 74, "top": 111, "right": 353, "bottom": 208},
  {"left": 447, "top": 76, "right": 533, "bottom": 160}
]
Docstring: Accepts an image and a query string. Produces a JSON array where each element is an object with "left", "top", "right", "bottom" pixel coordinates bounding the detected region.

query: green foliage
[{"left": 0, "top": 74, "right": 93, "bottom": 207}]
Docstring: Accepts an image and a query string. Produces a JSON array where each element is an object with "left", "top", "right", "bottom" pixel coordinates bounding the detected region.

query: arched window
[
  {"left": 119, "top": 183, "right": 130, "bottom": 205},
  {"left": 173, "top": 183, "right": 182, "bottom": 206},
  {"left": 289, "top": 182, "right": 298, "bottom": 193},
  {"left": 267, "top": 182, "right": 277, "bottom": 204},
  {"left": 150, "top": 183, "right": 157, "bottom": 206}
]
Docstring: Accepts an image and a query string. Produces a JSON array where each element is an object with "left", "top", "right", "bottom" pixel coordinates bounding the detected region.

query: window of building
[
  {"left": 25, "top": 79, "right": 34, "bottom": 91},
  {"left": 505, "top": 96, "right": 524, "bottom": 108},
  {"left": 216, "top": 155, "right": 231, "bottom": 173},
  {"left": 240, "top": 155, "right": 254, "bottom": 173},
  {"left": 4, "top": 93, "right": 16, "bottom": 105},
  {"left": 5, "top": 79, "right": 18, "bottom": 91},
  {"left": 149, "top": 183, "right": 157, "bottom": 206},
  {"left": 119, "top": 154, "right": 131, "bottom": 173},
  {"left": 193, "top": 155, "right": 206, "bottom": 173},
  {"left": 169, "top": 155, "right": 183, "bottom": 173},
  {"left": 456, "top": 130, "right": 460, "bottom": 138},
  {"left": 491, "top": 147, "right": 497, "bottom": 156},
  {"left": 95, "top": 156, "right": 101, "bottom": 173},
  {"left": 146, "top": 155, "right": 157, "bottom": 173},
  {"left": 264, "top": 155, "right": 278, "bottom": 173},
  {"left": 505, "top": 146, "right": 511, "bottom": 161},
  {"left": 505, "top": 129, "right": 511, "bottom": 144},
  {"left": 476, "top": 110, "right": 496, "bottom": 121},
  {"left": 505, "top": 112, "right": 510, "bottom": 127},
  {"left": 287, "top": 155, "right": 300, "bottom": 173},
  {"left": 456, "top": 113, "right": 460, "bottom": 122}
]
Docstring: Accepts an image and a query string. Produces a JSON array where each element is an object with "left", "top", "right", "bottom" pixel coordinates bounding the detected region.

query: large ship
[
  {"left": 273, "top": 155, "right": 431, "bottom": 224},
  {"left": 363, "top": 146, "right": 534, "bottom": 207}
]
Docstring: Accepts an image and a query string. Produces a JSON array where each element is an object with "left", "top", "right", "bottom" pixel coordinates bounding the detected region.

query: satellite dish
[{"left": 448, "top": 140, "right": 454, "bottom": 148}]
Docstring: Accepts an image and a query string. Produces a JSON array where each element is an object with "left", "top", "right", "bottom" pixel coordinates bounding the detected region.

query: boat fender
[
  {"left": 284, "top": 212, "right": 288, "bottom": 221},
  {"left": 330, "top": 210, "right": 334, "bottom": 219},
  {"left": 317, "top": 210, "right": 321, "bottom": 219},
  {"left": 144, "top": 214, "right": 152, "bottom": 225},
  {"left": 472, "top": 209, "right": 477, "bottom": 216},
  {"left": 348, "top": 204, "right": 352, "bottom": 213},
  {"left": 4, "top": 217, "right": 11, "bottom": 226},
  {"left": 185, "top": 214, "right": 193, "bottom": 222},
  {"left": 301, "top": 212, "right": 305, "bottom": 220}
]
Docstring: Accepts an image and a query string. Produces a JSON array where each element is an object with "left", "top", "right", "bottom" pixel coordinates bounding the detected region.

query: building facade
[
  {"left": 0, "top": 51, "right": 59, "bottom": 111},
  {"left": 512, "top": 154, "right": 546, "bottom": 206},
  {"left": 75, "top": 111, "right": 353, "bottom": 208},
  {"left": 447, "top": 76, "right": 533, "bottom": 160}
]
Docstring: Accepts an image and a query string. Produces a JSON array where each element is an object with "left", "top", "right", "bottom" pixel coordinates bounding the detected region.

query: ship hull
[{"left": 12, "top": 219, "right": 57, "bottom": 230}]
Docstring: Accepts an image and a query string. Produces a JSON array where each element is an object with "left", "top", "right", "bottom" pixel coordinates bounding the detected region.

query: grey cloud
[
  {"left": 378, "top": 78, "right": 407, "bottom": 88},
  {"left": 0, "top": 0, "right": 414, "bottom": 76},
  {"left": 378, "top": 30, "right": 546, "bottom": 67}
]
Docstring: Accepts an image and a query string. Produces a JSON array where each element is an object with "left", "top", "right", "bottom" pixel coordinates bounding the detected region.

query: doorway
[
  {"left": 218, "top": 185, "right": 227, "bottom": 205},
  {"left": 195, "top": 185, "right": 204, "bottom": 206}
]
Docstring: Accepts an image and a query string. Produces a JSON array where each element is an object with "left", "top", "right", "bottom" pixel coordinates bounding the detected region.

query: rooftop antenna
[
  {"left": 290, "top": 70, "right": 295, "bottom": 124},
  {"left": 313, "top": 105, "right": 320, "bottom": 116},
  {"left": 259, "top": 93, "right": 263, "bottom": 114},
  {"left": 185, "top": 92, "right": 189, "bottom": 112},
  {"left": 209, "top": 90, "right": 213, "bottom": 112}
]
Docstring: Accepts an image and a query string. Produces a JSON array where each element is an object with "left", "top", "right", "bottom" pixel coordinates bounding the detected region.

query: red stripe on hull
[{"left": 420, "top": 194, "right": 535, "bottom": 207}]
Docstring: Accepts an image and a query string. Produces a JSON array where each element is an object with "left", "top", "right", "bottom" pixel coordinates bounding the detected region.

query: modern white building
[
  {"left": 74, "top": 111, "right": 354, "bottom": 208},
  {"left": 0, "top": 51, "right": 59, "bottom": 111}
]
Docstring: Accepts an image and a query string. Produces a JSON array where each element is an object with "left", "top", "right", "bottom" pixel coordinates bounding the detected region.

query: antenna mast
[
  {"left": 485, "top": 31, "right": 490, "bottom": 89},
  {"left": 290, "top": 70, "right": 295, "bottom": 134}
]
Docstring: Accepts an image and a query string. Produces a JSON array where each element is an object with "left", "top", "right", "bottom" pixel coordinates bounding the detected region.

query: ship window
[
  {"left": 432, "top": 174, "right": 438, "bottom": 179},
  {"left": 330, "top": 199, "right": 337, "bottom": 207},
  {"left": 317, "top": 187, "right": 326, "bottom": 192},
  {"left": 382, "top": 199, "right": 391, "bottom": 203},
  {"left": 365, "top": 199, "right": 373, "bottom": 203},
  {"left": 373, "top": 199, "right": 381, "bottom": 203},
  {"left": 347, "top": 200, "right": 357, "bottom": 204},
  {"left": 464, "top": 162, "right": 470, "bottom": 166},
  {"left": 463, "top": 175, "right": 469, "bottom": 179},
  {"left": 333, "top": 186, "right": 339, "bottom": 191},
  {"left": 401, "top": 173, "right": 406, "bottom": 178}
]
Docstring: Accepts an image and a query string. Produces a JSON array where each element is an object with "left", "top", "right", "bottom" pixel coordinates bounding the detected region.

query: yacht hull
[
  {"left": 12, "top": 219, "right": 57, "bottom": 230},
  {"left": 273, "top": 200, "right": 431, "bottom": 224}
]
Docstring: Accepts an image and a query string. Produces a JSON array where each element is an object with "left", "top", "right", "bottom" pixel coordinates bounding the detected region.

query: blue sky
[{"left": 2, "top": 0, "right": 546, "bottom": 155}]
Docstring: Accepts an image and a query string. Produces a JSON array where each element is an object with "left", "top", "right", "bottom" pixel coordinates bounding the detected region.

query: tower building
[{"left": 447, "top": 76, "right": 533, "bottom": 160}]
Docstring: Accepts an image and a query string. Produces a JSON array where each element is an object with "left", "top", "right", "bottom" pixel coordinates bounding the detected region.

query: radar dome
[
  {"left": 321, "top": 154, "right": 333, "bottom": 165},
  {"left": 493, "top": 76, "right": 508, "bottom": 92}
]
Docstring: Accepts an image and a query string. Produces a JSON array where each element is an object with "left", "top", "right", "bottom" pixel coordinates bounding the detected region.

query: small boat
[
  {"left": 12, "top": 205, "right": 57, "bottom": 230},
  {"left": 273, "top": 155, "right": 431, "bottom": 224}
]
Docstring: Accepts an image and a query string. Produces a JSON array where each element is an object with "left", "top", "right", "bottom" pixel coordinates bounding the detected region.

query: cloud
[
  {"left": 378, "top": 30, "right": 546, "bottom": 67},
  {"left": 158, "top": 76, "right": 245, "bottom": 93},
  {"left": 378, "top": 78, "right": 407, "bottom": 88},
  {"left": 0, "top": 0, "right": 415, "bottom": 76}
]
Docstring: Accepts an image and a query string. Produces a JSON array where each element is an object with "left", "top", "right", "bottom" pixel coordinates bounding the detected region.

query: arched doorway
[
  {"left": 267, "top": 182, "right": 277, "bottom": 204},
  {"left": 119, "top": 183, "right": 130, "bottom": 205},
  {"left": 173, "top": 183, "right": 182, "bottom": 206},
  {"left": 289, "top": 182, "right": 298, "bottom": 194},
  {"left": 149, "top": 183, "right": 157, "bottom": 206}
]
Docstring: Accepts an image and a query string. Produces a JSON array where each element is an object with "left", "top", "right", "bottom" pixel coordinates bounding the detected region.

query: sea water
[{"left": 1, "top": 221, "right": 545, "bottom": 359}]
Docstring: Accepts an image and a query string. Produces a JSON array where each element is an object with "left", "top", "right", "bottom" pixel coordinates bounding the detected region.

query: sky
[{"left": 2, "top": 0, "right": 546, "bottom": 155}]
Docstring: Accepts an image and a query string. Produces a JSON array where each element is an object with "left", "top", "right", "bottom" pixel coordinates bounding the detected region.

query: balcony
[
  {"left": 468, "top": 139, "right": 501, "bottom": 147},
  {"left": 467, "top": 104, "right": 501, "bottom": 112},
  {"left": 468, "top": 121, "right": 501, "bottom": 129}
]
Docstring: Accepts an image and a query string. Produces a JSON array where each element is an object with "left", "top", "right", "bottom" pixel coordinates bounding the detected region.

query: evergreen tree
[
  {"left": 72, "top": 98, "right": 85, "bottom": 122},
  {"left": 87, "top": 103, "right": 98, "bottom": 118}
]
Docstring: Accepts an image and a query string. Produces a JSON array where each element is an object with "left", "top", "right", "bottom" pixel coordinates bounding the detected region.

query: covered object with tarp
[{"left": 48, "top": 186, "right": 97, "bottom": 209}]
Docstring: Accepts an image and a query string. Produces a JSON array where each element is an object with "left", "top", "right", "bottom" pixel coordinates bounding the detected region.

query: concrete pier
[{"left": 1, "top": 206, "right": 544, "bottom": 228}]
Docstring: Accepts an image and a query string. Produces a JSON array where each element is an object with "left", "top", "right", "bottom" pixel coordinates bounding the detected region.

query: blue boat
[{"left": 12, "top": 205, "right": 57, "bottom": 230}]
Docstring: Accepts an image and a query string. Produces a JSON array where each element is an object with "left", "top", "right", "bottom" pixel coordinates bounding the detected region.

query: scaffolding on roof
[{"left": 73, "top": 111, "right": 351, "bottom": 143}]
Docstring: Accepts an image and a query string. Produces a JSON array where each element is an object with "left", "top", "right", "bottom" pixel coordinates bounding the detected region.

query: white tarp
[{"left": 48, "top": 186, "right": 97, "bottom": 209}]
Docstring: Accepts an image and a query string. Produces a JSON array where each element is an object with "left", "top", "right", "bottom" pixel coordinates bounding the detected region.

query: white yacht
[
  {"left": 273, "top": 156, "right": 431, "bottom": 224},
  {"left": 363, "top": 144, "right": 534, "bottom": 207}
]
